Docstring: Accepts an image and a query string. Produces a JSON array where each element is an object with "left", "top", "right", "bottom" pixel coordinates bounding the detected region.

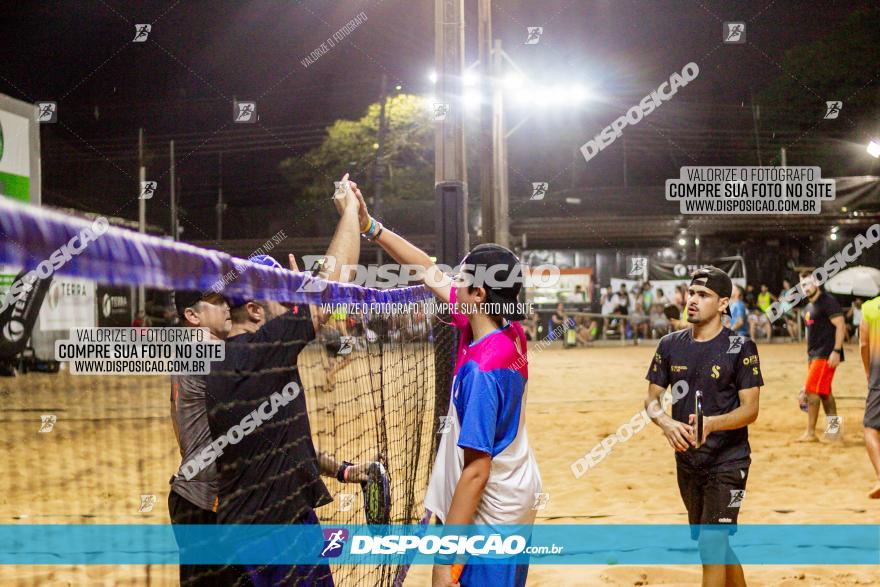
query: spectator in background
[
  {"left": 523, "top": 310, "right": 539, "bottom": 341},
  {"left": 551, "top": 303, "right": 569, "bottom": 339},
  {"left": 744, "top": 284, "right": 757, "bottom": 308},
  {"left": 749, "top": 285, "right": 773, "bottom": 341},
  {"left": 649, "top": 301, "right": 670, "bottom": 337},
  {"left": 654, "top": 287, "right": 670, "bottom": 308},
  {"left": 132, "top": 311, "right": 151, "bottom": 327},
  {"left": 600, "top": 287, "right": 616, "bottom": 337},
  {"left": 727, "top": 285, "right": 750, "bottom": 339},
  {"left": 779, "top": 279, "right": 799, "bottom": 339},
  {"left": 575, "top": 315, "right": 598, "bottom": 346},
  {"left": 634, "top": 282, "right": 654, "bottom": 339},
  {"left": 568, "top": 284, "right": 587, "bottom": 303},
  {"left": 611, "top": 284, "right": 633, "bottom": 315},
  {"left": 847, "top": 298, "right": 863, "bottom": 343}
]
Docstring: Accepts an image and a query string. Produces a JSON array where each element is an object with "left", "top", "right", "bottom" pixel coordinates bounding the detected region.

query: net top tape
[{"left": 0, "top": 198, "right": 431, "bottom": 306}]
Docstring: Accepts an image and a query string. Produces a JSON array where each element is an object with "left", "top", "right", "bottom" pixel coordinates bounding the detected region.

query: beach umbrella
[{"left": 824, "top": 266, "right": 880, "bottom": 297}]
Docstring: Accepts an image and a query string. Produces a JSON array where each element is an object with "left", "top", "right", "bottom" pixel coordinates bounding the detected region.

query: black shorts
[
  {"left": 865, "top": 387, "right": 880, "bottom": 430},
  {"left": 677, "top": 462, "right": 749, "bottom": 540}
]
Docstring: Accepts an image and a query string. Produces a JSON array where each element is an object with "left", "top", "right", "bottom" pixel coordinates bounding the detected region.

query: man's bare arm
[
  {"left": 645, "top": 383, "right": 694, "bottom": 451},
  {"left": 860, "top": 321, "right": 870, "bottom": 377},
  {"left": 354, "top": 190, "right": 452, "bottom": 302},
  {"left": 696, "top": 387, "right": 759, "bottom": 444},
  {"left": 318, "top": 181, "right": 361, "bottom": 283}
]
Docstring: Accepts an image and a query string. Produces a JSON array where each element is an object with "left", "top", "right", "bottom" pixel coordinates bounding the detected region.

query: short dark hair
[
  {"left": 230, "top": 300, "right": 269, "bottom": 324},
  {"left": 798, "top": 269, "right": 813, "bottom": 279}
]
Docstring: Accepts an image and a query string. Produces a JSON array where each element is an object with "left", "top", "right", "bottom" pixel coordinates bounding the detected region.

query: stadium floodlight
[
  {"left": 830, "top": 232, "right": 838, "bottom": 241},
  {"left": 463, "top": 89, "right": 482, "bottom": 109},
  {"left": 694, "top": 237, "right": 701, "bottom": 246},
  {"left": 502, "top": 73, "right": 524, "bottom": 90},
  {"left": 463, "top": 71, "right": 479, "bottom": 87},
  {"left": 566, "top": 84, "right": 590, "bottom": 104},
  {"left": 868, "top": 139, "right": 880, "bottom": 158},
  {"left": 831, "top": 226, "right": 839, "bottom": 233},
  {"left": 678, "top": 237, "right": 687, "bottom": 246}
]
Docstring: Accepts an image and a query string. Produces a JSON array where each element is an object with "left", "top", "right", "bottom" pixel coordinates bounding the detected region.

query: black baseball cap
[
  {"left": 459, "top": 243, "right": 526, "bottom": 321},
  {"left": 174, "top": 290, "right": 226, "bottom": 320},
  {"left": 689, "top": 266, "right": 733, "bottom": 314}
]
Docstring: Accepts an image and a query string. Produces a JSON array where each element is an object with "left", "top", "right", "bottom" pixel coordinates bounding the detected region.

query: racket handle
[{"left": 450, "top": 563, "right": 464, "bottom": 583}]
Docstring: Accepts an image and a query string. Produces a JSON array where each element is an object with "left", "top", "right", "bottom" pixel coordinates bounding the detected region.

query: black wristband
[{"left": 336, "top": 461, "right": 353, "bottom": 483}]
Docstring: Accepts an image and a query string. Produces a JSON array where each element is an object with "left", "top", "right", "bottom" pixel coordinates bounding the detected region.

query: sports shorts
[
  {"left": 864, "top": 387, "right": 880, "bottom": 430},
  {"left": 804, "top": 358, "right": 836, "bottom": 395},
  {"left": 677, "top": 461, "right": 749, "bottom": 540}
]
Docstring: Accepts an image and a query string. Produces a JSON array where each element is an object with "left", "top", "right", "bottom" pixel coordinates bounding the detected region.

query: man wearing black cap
[
  {"left": 644, "top": 266, "right": 763, "bottom": 587},
  {"left": 354, "top": 193, "right": 540, "bottom": 587},
  {"left": 168, "top": 290, "right": 235, "bottom": 586},
  {"left": 205, "top": 180, "right": 372, "bottom": 587}
]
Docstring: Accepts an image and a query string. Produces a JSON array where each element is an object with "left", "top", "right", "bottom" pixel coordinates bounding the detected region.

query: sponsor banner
[
  {"left": 0, "top": 270, "right": 52, "bottom": 359},
  {"left": 39, "top": 277, "right": 96, "bottom": 332},
  {"left": 0, "top": 109, "right": 32, "bottom": 202},
  {"left": 0, "top": 524, "right": 877, "bottom": 565},
  {"left": 97, "top": 286, "right": 132, "bottom": 327}
]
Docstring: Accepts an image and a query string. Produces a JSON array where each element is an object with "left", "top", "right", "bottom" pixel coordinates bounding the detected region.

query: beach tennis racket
[
  {"left": 360, "top": 462, "right": 391, "bottom": 525},
  {"left": 694, "top": 390, "right": 704, "bottom": 448}
]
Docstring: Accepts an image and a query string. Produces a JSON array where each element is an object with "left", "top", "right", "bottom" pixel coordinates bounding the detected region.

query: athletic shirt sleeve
[
  {"left": 257, "top": 305, "right": 316, "bottom": 365},
  {"left": 646, "top": 336, "right": 671, "bottom": 388},
  {"left": 822, "top": 293, "right": 843, "bottom": 319},
  {"left": 456, "top": 367, "right": 501, "bottom": 456},
  {"left": 734, "top": 338, "right": 764, "bottom": 390},
  {"left": 448, "top": 287, "right": 470, "bottom": 331}
]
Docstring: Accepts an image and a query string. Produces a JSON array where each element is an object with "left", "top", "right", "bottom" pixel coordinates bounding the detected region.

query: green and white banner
[{"left": 0, "top": 108, "right": 32, "bottom": 203}]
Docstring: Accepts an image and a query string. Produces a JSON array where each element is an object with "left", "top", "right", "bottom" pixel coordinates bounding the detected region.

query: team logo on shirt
[
  {"left": 670, "top": 365, "right": 688, "bottom": 373},
  {"left": 728, "top": 490, "right": 745, "bottom": 508},
  {"left": 320, "top": 528, "right": 349, "bottom": 558},
  {"left": 710, "top": 365, "right": 720, "bottom": 379}
]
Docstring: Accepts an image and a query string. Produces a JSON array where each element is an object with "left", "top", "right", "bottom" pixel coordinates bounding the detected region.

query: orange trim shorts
[{"left": 804, "top": 358, "right": 836, "bottom": 395}]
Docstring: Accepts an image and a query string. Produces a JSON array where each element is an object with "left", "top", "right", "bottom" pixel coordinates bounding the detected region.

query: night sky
[{"left": 0, "top": 1, "right": 873, "bottom": 243}]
